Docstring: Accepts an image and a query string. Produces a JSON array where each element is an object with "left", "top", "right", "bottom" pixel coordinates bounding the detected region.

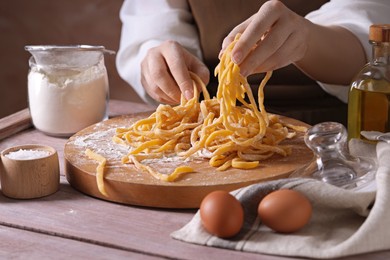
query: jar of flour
[{"left": 25, "top": 45, "right": 113, "bottom": 137}]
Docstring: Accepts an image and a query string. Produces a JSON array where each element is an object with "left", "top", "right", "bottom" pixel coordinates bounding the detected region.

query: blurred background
[{"left": 0, "top": 0, "right": 141, "bottom": 119}]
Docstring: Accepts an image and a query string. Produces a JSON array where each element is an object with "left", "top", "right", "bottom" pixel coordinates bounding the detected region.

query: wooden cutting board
[{"left": 64, "top": 112, "right": 314, "bottom": 209}]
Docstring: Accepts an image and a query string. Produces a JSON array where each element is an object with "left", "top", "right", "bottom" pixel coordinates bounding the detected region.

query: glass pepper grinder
[
  {"left": 297, "top": 122, "right": 376, "bottom": 189},
  {"left": 348, "top": 24, "right": 390, "bottom": 140}
]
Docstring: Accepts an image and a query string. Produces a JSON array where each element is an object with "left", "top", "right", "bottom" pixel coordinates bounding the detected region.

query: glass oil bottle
[{"left": 348, "top": 24, "right": 390, "bottom": 140}]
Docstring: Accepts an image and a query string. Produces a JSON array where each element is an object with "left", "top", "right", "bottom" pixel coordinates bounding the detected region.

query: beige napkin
[{"left": 171, "top": 140, "right": 390, "bottom": 259}]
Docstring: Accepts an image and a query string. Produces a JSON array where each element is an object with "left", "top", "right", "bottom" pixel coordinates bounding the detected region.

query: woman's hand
[
  {"left": 141, "top": 40, "right": 210, "bottom": 104},
  {"left": 221, "top": 0, "right": 310, "bottom": 76},
  {"left": 221, "top": 0, "right": 365, "bottom": 84}
]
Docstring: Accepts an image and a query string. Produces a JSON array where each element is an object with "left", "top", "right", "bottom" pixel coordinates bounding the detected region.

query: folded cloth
[{"left": 171, "top": 140, "right": 390, "bottom": 259}]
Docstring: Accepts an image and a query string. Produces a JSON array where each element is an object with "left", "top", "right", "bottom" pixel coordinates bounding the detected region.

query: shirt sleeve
[
  {"left": 116, "top": 0, "right": 203, "bottom": 105},
  {"left": 305, "top": 0, "right": 390, "bottom": 103}
]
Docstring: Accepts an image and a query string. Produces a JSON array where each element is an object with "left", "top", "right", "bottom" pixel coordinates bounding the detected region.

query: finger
[
  {"left": 142, "top": 51, "right": 181, "bottom": 104},
  {"left": 239, "top": 17, "right": 292, "bottom": 76},
  {"left": 161, "top": 42, "right": 194, "bottom": 100},
  {"left": 141, "top": 66, "right": 178, "bottom": 104},
  {"left": 220, "top": 17, "right": 252, "bottom": 58},
  {"left": 231, "top": 0, "right": 284, "bottom": 65},
  {"left": 184, "top": 50, "right": 210, "bottom": 89},
  {"left": 149, "top": 53, "right": 183, "bottom": 103},
  {"left": 141, "top": 74, "right": 176, "bottom": 104},
  {"left": 254, "top": 32, "right": 305, "bottom": 72},
  {"left": 180, "top": 48, "right": 209, "bottom": 97}
]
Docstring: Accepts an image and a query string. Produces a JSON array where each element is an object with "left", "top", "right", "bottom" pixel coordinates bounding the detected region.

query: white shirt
[
  {"left": 305, "top": 0, "right": 390, "bottom": 103},
  {"left": 116, "top": 0, "right": 200, "bottom": 105},
  {"left": 116, "top": 0, "right": 390, "bottom": 105}
]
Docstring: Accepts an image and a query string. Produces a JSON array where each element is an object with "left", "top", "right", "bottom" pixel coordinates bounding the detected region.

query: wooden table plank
[
  {"left": 0, "top": 225, "right": 159, "bottom": 259},
  {"left": 0, "top": 177, "right": 274, "bottom": 260},
  {"left": 0, "top": 176, "right": 389, "bottom": 260},
  {"left": 0, "top": 100, "right": 389, "bottom": 260}
]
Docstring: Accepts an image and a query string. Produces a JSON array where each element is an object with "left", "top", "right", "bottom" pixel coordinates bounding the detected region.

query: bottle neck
[{"left": 371, "top": 41, "right": 390, "bottom": 65}]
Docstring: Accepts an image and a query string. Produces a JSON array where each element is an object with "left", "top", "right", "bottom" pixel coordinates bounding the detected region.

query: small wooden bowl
[{"left": 0, "top": 144, "right": 60, "bottom": 199}]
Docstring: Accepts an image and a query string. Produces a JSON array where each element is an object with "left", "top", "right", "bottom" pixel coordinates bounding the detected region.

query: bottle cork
[{"left": 369, "top": 24, "right": 390, "bottom": 43}]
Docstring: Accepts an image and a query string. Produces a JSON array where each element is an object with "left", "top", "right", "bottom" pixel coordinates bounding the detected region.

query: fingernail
[
  {"left": 232, "top": 51, "right": 242, "bottom": 64},
  {"left": 184, "top": 90, "right": 193, "bottom": 100}
]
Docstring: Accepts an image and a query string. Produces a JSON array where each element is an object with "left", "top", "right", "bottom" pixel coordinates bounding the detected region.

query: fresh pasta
[
  {"left": 113, "top": 34, "right": 305, "bottom": 182},
  {"left": 85, "top": 149, "right": 108, "bottom": 197}
]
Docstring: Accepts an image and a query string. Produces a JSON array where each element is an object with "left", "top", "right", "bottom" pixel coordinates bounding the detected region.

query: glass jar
[
  {"left": 25, "top": 45, "right": 113, "bottom": 137},
  {"left": 348, "top": 24, "right": 390, "bottom": 140}
]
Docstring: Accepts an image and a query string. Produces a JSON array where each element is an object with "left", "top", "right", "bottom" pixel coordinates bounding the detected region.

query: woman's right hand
[{"left": 141, "top": 40, "right": 210, "bottom": 105}]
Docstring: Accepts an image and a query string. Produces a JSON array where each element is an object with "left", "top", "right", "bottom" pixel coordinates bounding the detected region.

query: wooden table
[{"left": 0, "top": 100, "right": 388, "bottom": 260}]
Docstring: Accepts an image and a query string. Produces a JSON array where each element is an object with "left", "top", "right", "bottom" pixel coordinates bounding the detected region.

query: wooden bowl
[{"left": 0, "top": 144, "right": 60, "bottom": 199}]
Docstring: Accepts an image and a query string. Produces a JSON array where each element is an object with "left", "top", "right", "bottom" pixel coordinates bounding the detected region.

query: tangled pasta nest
[{"left": 110, "top": 35, "right": 305, "bottom": 183}]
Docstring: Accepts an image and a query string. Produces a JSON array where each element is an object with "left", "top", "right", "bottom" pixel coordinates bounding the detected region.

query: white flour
[{"left": 28, "top": 60, "right": 109, "bottom": 136}]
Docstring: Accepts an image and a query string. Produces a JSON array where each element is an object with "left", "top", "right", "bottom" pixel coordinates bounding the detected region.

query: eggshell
[
  {"left": 257, "top": 189, "right": 312, "bottom": 233},
  {"left": 200, "top": 190, "right": 244, "bottom": 238}
]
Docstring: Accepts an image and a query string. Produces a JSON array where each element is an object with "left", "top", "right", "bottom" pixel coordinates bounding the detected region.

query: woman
[{"left": 116, "top": 0, "right": 389, "bottom": 124}]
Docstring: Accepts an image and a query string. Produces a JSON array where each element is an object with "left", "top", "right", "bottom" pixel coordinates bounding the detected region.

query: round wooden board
[{"left": 64, "top": 112, "right": 314, "bottom": 209}]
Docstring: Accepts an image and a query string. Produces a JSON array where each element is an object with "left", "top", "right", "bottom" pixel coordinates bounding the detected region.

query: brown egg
[
  {"left": 257, "top": 189, "right": 312, "bottom": 233},
  {"left": 200, "top": 190, "right": 244, "bottom": 238}
]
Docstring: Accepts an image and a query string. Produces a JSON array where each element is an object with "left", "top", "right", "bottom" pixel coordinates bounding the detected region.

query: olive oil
[
  {"left": 348, "top": 24, "right": 390, "bottom": 140},
  {"left": 348, "top": 81, "right": 390, "bottom": 139}
]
